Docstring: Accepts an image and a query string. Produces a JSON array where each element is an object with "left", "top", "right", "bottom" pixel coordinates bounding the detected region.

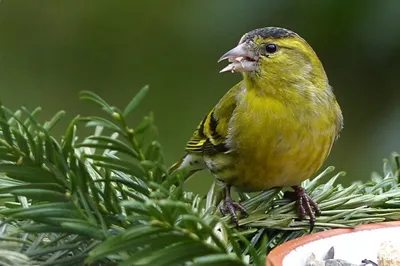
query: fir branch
[{"left": 0, "top": 90, "right": 398, "bottom": 266}]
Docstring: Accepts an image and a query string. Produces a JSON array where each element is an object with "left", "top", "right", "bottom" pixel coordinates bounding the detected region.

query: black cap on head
[{"left": 240, "top": 27, "right": 297, "bottom": 43}]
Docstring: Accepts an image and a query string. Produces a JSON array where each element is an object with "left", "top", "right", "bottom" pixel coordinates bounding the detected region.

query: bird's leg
[
  {"left": 219, "top": 185, "right": 248, "bottom": 226},
  {"left": 289, "top": 186, "right": 321, "bottom": 232}
]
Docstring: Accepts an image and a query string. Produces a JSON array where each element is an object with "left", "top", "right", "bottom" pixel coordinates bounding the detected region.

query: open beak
[{"left": 218, "top": 42, "right": 257, "bottom": 73}]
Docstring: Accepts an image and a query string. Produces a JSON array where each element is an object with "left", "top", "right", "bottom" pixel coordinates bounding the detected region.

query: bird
[{"left": 169, "top": 27, "right": 343, "bottom": 229}]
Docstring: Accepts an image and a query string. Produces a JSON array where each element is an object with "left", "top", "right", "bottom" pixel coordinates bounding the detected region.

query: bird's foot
[
  {"left": 288, "top": 186, "right": 321, "bottom": 233},
  {"left": 220, "top": 198, "right": 248, "bottom": 226},
  {"left": 219, "top": 185, "right": 248, "bottom": 226}
]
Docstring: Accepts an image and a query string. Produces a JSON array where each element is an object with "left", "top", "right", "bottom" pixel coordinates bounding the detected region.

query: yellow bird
[{"left": 170, "top": 27, "right": 343, "bottom": 228}]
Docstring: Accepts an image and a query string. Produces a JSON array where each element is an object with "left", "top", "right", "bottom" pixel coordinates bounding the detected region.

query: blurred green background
[{"left": 1, "top": 1, "right": 399, "bottom": 193}]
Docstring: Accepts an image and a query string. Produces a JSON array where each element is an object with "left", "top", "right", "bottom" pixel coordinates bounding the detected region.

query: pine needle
[{"left": 0, "top": 91, "right": 398, "bottom": 266}]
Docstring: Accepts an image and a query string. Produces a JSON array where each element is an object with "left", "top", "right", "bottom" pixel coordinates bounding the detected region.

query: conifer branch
[{"left": 0, "top": 90, "right": 399, "bottom": 266}]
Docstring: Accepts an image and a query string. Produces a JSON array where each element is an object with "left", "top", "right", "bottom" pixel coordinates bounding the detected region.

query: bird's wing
[{"left": 185, "top": 82, "right": 242, "bottom": 155}]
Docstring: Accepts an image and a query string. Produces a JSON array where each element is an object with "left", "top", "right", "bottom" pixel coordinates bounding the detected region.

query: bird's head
[{"left": 219, "top": 27, "right": 328, "bottom": 88}]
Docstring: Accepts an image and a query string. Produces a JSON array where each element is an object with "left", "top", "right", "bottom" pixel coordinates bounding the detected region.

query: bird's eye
[{"left": 265, "top": 44, "right": 277, "bottom": 54}]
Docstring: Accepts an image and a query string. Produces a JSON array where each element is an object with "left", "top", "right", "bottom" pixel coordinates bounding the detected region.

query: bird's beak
[{"left": 218, "top": 42, "right": 257, "bottom": 73}]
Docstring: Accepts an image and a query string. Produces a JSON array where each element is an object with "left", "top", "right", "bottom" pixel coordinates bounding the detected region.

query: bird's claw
[
  {"left": 220, "top": 199, "right": 248, "bottom": 226},
  {"left": 293, "top": 186, "right": 321, "bottom": 233}
]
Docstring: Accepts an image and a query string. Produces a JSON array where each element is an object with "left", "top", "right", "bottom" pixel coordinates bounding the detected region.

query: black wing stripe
[
  {"left": 209, "top": 111, "right": 224, "bottom": 140},
  {"left": 202, "top": 139, "right": 229, "bottom": 154},
  {"left": 197, "top": 115, "right": 208, "bottom": 138}
]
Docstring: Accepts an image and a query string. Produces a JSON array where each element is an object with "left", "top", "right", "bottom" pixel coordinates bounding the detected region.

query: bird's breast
[{"left": 224, "top": 89, "right": 337, "bottom": 191}]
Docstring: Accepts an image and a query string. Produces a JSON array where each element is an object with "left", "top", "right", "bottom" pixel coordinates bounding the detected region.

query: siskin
[{"left": 170, "top": 27, "right": 343, "bottom": 229}]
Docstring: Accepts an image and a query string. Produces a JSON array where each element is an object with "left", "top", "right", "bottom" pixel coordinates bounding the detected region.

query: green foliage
[{"left": 0, "top": 89, "right": 399, "bottom": 266}]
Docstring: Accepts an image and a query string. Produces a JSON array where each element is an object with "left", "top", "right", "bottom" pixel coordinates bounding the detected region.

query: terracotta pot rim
[{"left": 266, "top": 221, "right": 400, "bottom": 266}]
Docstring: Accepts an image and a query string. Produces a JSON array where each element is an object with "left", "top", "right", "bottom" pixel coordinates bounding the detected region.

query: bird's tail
[
  {"left": 167, "top": 157, "right": 185, "bottom": 174},
  {"left": 166, "top": 153, "right": 205, "bottom": 181}
]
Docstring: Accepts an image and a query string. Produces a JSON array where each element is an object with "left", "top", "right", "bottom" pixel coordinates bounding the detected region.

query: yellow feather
[{"left": 180, "top": 27, "right": 343, "bottom": 193}]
